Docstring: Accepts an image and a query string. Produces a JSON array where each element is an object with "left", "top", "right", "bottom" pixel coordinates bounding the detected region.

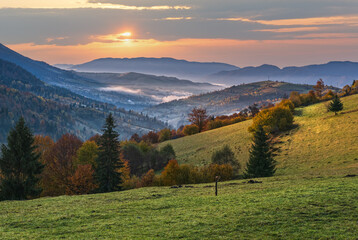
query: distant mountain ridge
[
  {"left": 209, "top": 61, "right": 358, "bottom": 87},
  {"left": 0, "top": 43, "right": 219, "bottom": 111},
  {"left": 56, "top": 57, "right": 239, "bottom": 81},
  {"left": 0, "top": 57, "right": 167, "bottom": 141}
]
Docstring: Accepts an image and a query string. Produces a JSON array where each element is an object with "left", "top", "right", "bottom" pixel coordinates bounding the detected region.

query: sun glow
[
  {"left": 90, "top": 31, "right": 133, "bottom": 42},
  {"left": 120, "top": 32, "right": 132, "bottom": 37}
]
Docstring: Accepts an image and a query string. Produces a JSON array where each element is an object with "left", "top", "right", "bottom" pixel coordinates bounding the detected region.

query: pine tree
[
  {"left": 95, "top": 113, "right": 123, "bottom": 193},
  {"left": 245, "top": 125, "right": 276, "bottom": 178},
  {"left": 0, "top": 117, "right": 43, "bottom": 200},
  {"left": 328, "top": 95, "right": 343, "bottom": 115}
]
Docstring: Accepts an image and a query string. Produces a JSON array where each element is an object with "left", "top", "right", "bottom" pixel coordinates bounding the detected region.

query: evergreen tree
[
  {"left": 0, "top": 117, "right": 43, "bottom": 200},
  {"left": 245, "top": 125, "right": 276, "bottom": 178},
  {"left": 95, "top": 113, "right": 123, "bottom": 193},
  {"left": 328, "top": 95, "right": 343, "bottom": 115}
]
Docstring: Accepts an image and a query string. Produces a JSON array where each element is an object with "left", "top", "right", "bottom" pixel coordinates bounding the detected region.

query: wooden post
[{"left": 215, "top": 176, "right": 220, "bottom": 196}]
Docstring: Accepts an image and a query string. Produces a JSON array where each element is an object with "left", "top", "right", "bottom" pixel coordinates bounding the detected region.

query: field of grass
[
  {"left": 160, "top": 94, "right": 358, "bottom": 177},
  {"left": 1, "top": 95, "right": 357, "bottom": 239},
  {"left": 1, "top": 175, "right": 357, "bottom": 239}
]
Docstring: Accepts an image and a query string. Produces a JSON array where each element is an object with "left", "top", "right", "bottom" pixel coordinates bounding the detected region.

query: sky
[{"left": 1, "top": 0, "right": 358, "bottom": 67}]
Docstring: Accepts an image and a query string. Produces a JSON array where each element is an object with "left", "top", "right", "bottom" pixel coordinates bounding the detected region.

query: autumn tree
[
  {"left": 75, "top": 140, "right": 98, "bottom": 168},
  {"left": 0, "top": 117, "right": 43, "bottom": 200},
  {"left": 33, "top": 135, "right": 54, "bottom": 197},
  {"left": 183, "top": 124, "right": 199, "bottom": 136},
  {"left": 188, "top": 107, "right": 208, "bottom": 132},
  {"left": 313, "top": 79, "right": 325, "bottom": 98},
  {"left": 328, "top": 95, "right": 343, "bottom": 115},
  {"left": 95, "top": 113, "right": 123, "bottom": 193},
  {"left": 43, "top": 133, "right": 82, "bottom": 196},
  {"left": 245, "top": 125, "right": 276, "bottom": 178},
  {"left": 66, "top": 164, "right": 97, "bottom": 195},
  {"left": 130, "top": 133, "right": 141, "bottom": 143},
  {"left": 248, "top": 103, "right": 260, "bottom": 117},
  {"left": 158, "top": 128, "right": 171, "bottom": 142}
]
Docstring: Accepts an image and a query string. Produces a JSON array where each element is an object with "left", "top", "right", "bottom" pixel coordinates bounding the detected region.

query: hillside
[
  {"left": 74, "top": 72, "right": 221, "bottom": 107},
  {"left": 58, "top": 57, "right": 239, "bottom": 81},
  {"left": 1, "top": 96, "right": 357, "bottom": 239},
  {"left": 0, "top": 176, "right": 357, "bottom": 239},
  {"left": 146, "top": 81, "right": 317, "bottom": 127},
  {"left": 0, "top": 43, "right": 218, "bottom": 110},
  {"left": 159, "top": 94, "right": 358, "bottom": 177},
  {"left": 208, "top": 61, "right": 358, "bottom": 87},
  {"left": 0, "top": 59, "right": 167, "bottom": 141}
]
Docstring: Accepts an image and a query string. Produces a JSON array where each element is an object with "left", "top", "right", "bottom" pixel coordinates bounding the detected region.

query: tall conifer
[
  {"left": 245, "top": 125, "right": 276, "bottom": 178},
  {"left": 0, "top": 117, "right": 43, "bottom": 200},
  {"left": 95, "top": 113, "right": 123, "bottom": 193},
  {"left": 328, "top": 95, "right": 343, "bottom": 115}
]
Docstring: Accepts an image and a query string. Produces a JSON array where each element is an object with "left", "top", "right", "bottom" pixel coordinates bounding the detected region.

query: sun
[{"left": 119, "top": 32, "right": 132, "bottom": 37}]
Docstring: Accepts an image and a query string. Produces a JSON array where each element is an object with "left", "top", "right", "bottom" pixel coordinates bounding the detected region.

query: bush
[
  {"left": 211, "top": 145, "right": 240, "bottom": 174},
  {"left": 249, "top": 105, "right": 294, "bottom": 133},
  {"left": 183, "top": 125, "right": 199, "bottom": 136},
  {"left": 277, "top": 99, "right": 295, "bottom": 113},
  {"left": 159, "top": 160, "right": 234, "bottom": 186},
  {"left": 158, "top": 128, "right": 171, "bottom": 142}
]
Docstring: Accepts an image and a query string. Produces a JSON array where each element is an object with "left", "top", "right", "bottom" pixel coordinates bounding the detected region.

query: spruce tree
[
  {"left": 0, "top": 117, "right": 43, "bottom": 200},
  {"left": 328, "top": 95, "right": 343, "bottom": 115},
  {"left": 245, "top": 125, "right": 276, "bottom": 178},
  {"left": 95, "top": 113, "right": 123, "bottom": 193}
]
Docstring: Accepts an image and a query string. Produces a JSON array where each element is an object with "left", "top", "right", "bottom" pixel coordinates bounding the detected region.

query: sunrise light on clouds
[{"left": 2, "top": 0, "right": 358, "bottom": 67}]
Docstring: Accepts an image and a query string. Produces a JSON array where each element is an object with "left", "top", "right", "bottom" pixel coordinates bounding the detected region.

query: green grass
[
  {"left": 1, "top": 95, "right": 357, "bottom": 239},
  {"left": 160, "top": 94, "right": 358, "bottom": 177},
  {"left": 1, "top": 176, "right": 357, "bottom": 239}
]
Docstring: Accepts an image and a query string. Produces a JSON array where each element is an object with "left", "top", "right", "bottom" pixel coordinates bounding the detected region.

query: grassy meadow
[
  {"left": 159, "top": 94, "right": 358, "bottom": 177},
  {"left": 0, "top": 94, "right": 357, "bottom": 239},
  {"left": 0, "top": 176, "right": 357, "bottom": 239}
]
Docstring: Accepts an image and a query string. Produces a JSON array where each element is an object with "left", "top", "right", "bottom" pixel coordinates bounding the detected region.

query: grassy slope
[
  {"left": 0, "top": 176, "right": 357, "bottom": 239},
  {"left": 1, "top": 95, "right": 357, "bottom": 239},
  {"left": 160, "top": 94, "right": 358, "bottom": 177}
]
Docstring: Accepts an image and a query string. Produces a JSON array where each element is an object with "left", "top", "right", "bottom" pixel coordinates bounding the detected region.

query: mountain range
[
  {"left": 55, "top": 57, "right": 239, "bottom": 81},
  {"left": 0, "top": 58, "right": 167, "bottom": 142},
  {"left": 0, "top": 43, "right": 219, "bottom": 110},
  {"left": 208, "top": 62, "right": 358, "bottom": 87},
  {"left": 56, "top": 57, "right": 358, "bottom": 88}
]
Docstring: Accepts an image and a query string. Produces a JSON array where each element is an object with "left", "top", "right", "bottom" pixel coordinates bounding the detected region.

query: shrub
[
  {"left": 211, "top": 145, "right": 240, "bottom": 174},
  {"left": 160, "top": 159, "right": 180, "bottom": 186},
  {"left": 249, "top": 105, "right": 294, "bottom": 133},
  {"left": 158, "top": 128, "right": 171, "bottom": 142},
  {"left": 183, "top": 124, "right": 199, "bottom": 136}
]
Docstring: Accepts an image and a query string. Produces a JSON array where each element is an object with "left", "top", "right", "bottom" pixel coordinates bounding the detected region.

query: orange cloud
[
  {"left": 0, "top": 0, "right": 191, "bottom": 10},
  {"left": 218, "top": 15, "right": 358, "bottom": 26},
  {"left": 253, "top": 27, "right": 320, "bottom": 33},
  {"left": 8, "top": 37, "right": 358, "bottom": 68}
]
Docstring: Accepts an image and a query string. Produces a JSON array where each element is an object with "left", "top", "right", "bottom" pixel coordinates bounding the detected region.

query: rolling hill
[
  {"left": 0, "top": 59, "right": 167, "bottom": 142},
  {"left": 146, "top": 81, "right": 319, "bottom": 127},
  {"left": 56, "top": 57, "right": 239, "bottom": 81},
  {"left": 159, "top": 94, "right": 358, "bottom": 177},
  {"left": 1, "top": 94, "right": 357, "bottom": 239},
  {"left": 74, "top": 72, "right": 221, "bottom": 107},
  {"left": 209, "top": 61, "right": 358, "bottom": 87},
  {"left": 0, "top": 43, "right": 219, "bottom": 111}
]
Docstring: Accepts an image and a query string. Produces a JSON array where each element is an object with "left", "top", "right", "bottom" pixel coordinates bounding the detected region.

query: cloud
[
  {"left": 253, "top": 27, "right": 320, "bottom": 33},
  {"left": 8, "top": 37, "right": 358, "bottom": 68},
  {"left": 0, "top": 0, "right": 191, "bottom": 10},
  {"left": 161, "top": 17, "right": 193, "bottom": 21},
  {"left": 218, "top": 15, "right": 358, "bottom": 26}
]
